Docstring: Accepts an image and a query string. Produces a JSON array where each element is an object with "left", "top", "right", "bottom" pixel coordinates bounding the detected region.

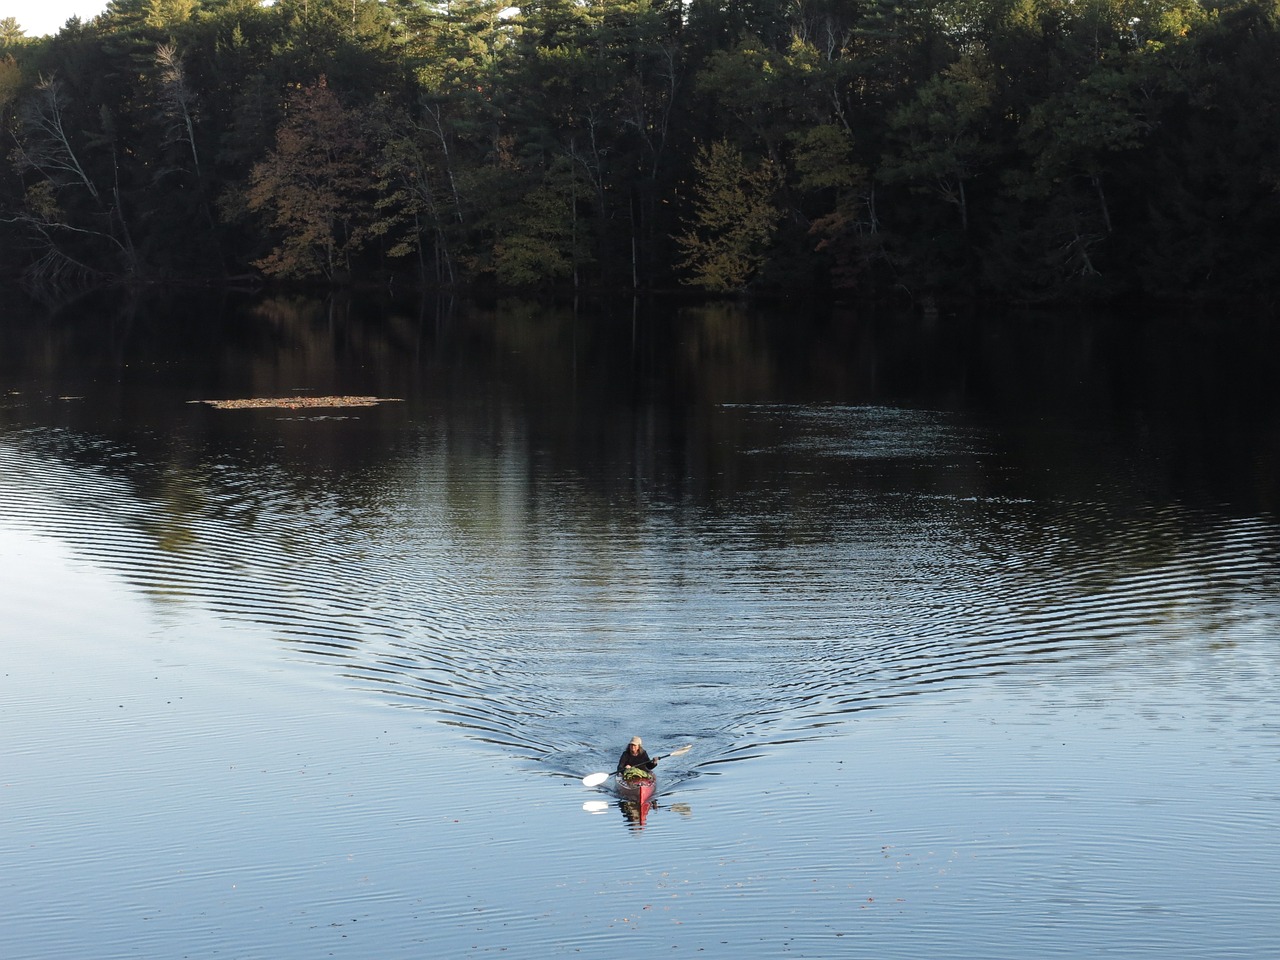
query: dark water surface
[{"left": 1, "top": 292, "right": 1277, "bottom": 958}]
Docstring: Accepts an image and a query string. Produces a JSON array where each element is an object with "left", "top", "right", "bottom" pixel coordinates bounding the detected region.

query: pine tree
[{"left": 676, "top": 139, "right": 779, "bottom": 291}]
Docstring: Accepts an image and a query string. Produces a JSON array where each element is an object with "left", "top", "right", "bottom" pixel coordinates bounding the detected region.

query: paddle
[{"left": 581, "top": 744, "right": 691, "bottom": 787}]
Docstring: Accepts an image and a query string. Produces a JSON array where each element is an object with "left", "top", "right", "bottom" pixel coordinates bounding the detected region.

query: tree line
[{"left": 1, "top": 0, "right": 1278, "bottom": 304}]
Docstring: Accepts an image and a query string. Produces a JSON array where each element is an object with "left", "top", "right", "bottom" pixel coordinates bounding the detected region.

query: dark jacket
[{"left": 617, "top": 747, "right": 656, "bottom": 775}]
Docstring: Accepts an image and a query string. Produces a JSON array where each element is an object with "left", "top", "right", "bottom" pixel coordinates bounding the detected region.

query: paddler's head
[{"left": 628, "top": 736, "right": 642, "bottom": 754}]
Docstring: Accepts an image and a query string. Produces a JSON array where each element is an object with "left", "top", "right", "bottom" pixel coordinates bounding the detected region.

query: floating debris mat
[{"left": 193, "top": 396, "right": 403, "bottom": 410}]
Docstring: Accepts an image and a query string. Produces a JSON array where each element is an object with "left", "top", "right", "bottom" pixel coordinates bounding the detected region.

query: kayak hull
[{"left": 616, "top": 773, "right": 656, "bottom": 806}]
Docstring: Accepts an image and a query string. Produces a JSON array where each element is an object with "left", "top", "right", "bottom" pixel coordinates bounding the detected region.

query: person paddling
[{"left": 617, "top": 736, "right": 657, "bottom": 777}]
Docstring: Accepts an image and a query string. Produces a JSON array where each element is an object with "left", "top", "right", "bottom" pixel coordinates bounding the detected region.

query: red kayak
[{"left": 616, "top": 771, "right": 656, "bottom": 806}]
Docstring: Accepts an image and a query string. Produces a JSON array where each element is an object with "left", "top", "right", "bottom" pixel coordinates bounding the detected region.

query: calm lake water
[{"left": 1, "top": 290, "right": 1278, "bottom": 959}]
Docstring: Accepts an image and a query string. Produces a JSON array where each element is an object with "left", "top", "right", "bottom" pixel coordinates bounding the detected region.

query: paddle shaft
[
  {"left": 629, "top": 743, "right": 690, "bottom": 770},
  {"left": 581, "top": 744, "right": 691, "bottom": 787}
]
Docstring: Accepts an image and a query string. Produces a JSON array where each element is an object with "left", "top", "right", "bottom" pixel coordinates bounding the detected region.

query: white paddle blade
[
  {"left": 582, "top": 801, "right": 609, "bottom": 813},
  {"left": 668, "top": 744, "right": 692, "bottom": 758},
  {"left": 582, "top": 772, "right": 609, "bottom": 787}
]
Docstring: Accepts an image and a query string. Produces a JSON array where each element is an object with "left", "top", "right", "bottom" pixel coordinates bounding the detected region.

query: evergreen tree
[{"left": 676, "top": 138, "right": 779, "bottom": 291}]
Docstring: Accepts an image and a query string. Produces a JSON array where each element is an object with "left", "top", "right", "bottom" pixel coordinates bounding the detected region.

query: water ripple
[{"left": 3, "top": 406, "right": 1278, "bottom": 785}]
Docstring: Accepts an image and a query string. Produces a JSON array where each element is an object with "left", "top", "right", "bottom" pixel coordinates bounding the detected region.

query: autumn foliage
[{"left": 245, "top": 78, "right": 381, "bottom": 281}]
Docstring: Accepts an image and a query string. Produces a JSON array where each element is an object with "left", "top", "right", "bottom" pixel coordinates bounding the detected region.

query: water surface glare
[{"left": 1, "top": 295, "right": 1277, "bottom": 959}]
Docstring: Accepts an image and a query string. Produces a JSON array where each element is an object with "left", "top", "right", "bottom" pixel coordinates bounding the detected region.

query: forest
[{"left": 1, "top": 0, "right": 1278, "bottom": 304}]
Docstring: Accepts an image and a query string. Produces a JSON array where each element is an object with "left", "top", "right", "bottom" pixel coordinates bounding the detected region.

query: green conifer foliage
[{"left": 676, "top": 139, "right": 779, "bottom": 291}]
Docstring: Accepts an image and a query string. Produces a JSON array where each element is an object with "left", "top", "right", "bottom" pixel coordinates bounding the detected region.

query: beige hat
[{"left": 629, "top": 736, "right": 642, "bottom": 747}]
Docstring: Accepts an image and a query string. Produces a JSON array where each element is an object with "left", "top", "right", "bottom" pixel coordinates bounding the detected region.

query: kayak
[{"left": 615, "top": 771, "right": 656, "bottom": 806}]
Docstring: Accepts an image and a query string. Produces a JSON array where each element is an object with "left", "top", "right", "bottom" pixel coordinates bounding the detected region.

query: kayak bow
[{"left": 616, "top": 770, "right": 656, "bottom": 806}]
